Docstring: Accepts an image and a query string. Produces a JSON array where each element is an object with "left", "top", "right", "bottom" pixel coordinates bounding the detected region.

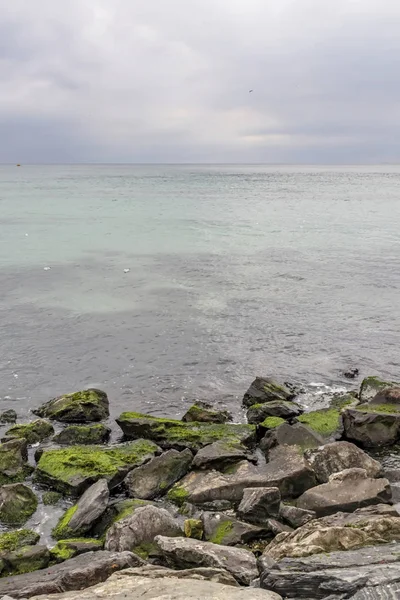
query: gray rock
[
  {"left": 110, "top": 564, "right": 240, "bottom": 586},
  {"left": 4, "top": 420, "right": 54, "bottom": 445},
  {"left": 237, "top": 487, "right": 281, "bottom": 523},
  {"left": 70, "top": 479, "right": 109, "bottom": 535},
  {"left": 0, "top": 551, "right": 140, "bottom": 598},
  {"left": 192, "top": 442, "right": 250, "bottom": 471},
  {"left": 370, "top": 387, "right": 400, "bottom": 406},
  {"left": 390, "top": 482, "right": 400, "bottom": 502},
  {"left": 343, "top": 408, "right": 400, "bottom": 448},
  {"left": 155, "top": 535, "right": 258, "bottom": 586},
  {"left": 53, "top": 425, "right": 111, "bottom": 446},
  {"left": 182, "top": 401, "right": 232, "bottom": 424},
  {"left": 260, "top": 423, "right": 324, "bottom": 455},
  {"left": 202, "top": 511, "right": 272, "bottom": 545},
  {"left": 124, "top": 449, "right": 192, "bottom": 499},
  {"left": 279, "top": 504, "right": 316, "bottom": 528},
  {"left": 305, "top": 441, "right": 382, "bottom": 483},
  {"left": 4, "top": 546, "right": 50, "bottom": 577},
  {"left": 297, "top": 468, "right": 391, "bottom": 517},
  {"left": 359, "top": 376, "right": 399, "bottom": 403},
  {"left": 33, "top": 389, "right": 109, "bottom": 423},
  {"left": 0, "top": 483, "right": 38, "bottom": 525},
  {"left": 351, "top": 583, "right": 400, "bottom": 599},
  {"left": 0, "top": 439, "right": 31, "bottom": 485},
  {"left": 105, "top": 505, "right": 182, "bottom": 553},
  {"left": 247, "top": 401, "right": 303, "bottom": 424},
  {"left": 0, "top": 411, "right": 17, "bottom": 424},
  {"left": 243, "top": 377, "right": 295, "bottom": 408}
]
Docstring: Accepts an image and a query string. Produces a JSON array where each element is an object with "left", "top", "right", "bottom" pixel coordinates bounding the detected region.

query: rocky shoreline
[{"left": 0, "top": 376, "right": 399, "bottom": 598}]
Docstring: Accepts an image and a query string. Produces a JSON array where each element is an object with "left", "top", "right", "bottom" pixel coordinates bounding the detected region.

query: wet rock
[
  {"left": 260, "top": 423, "right": 324, "bottom": 455},
  {"left": 182, "top": 401, "right": 232, "bottom": 424},
  {"left": 34, "top": 440, "right": 159, "bottom": 496},
  {"left": 279, "top": 504, "right": 316, "bottom": 528},
  {"left": 192, "top": 441, "right": 250, "bottom": 471},
  {"left": 155, "top": 535, "right": 258, "bottom": 586},
  {"left": 168, "top": 446, "right": 316, "bottom": 506},
  {"left": 305, "top": 441, "right": 382, "bottom": 483},
  {"left": 124, "top": 448, "right": 192, "bottom": 499},
  {"left": 264, "top": 504, "right": 400, "bottom": 560},
  {"left": 202, "top": 512, "right": 272, "bottom": 545},
  {"left": 5, "top": 546, "right": 50, "bottom": 576},
  {"left": 91, "top": 498, "right": 156, "bottom": 539},
  {"left": 50, "top": 539, "right": 103, "bottom": 563},
  {"left": 297, "top": 468, "right": 391, "bottom": 517},
  {"left": 237, "top": 487, "right": 281, "bottom": 523},
  {"left": 0, "top": 484, "right": 38, "bottom": 525},
  {"left": 0, "top": 551, "right": 141, "bottom": 598},
  {"left": 105, "top": 505, "right": 182, "bottom": 555},
  {"left": 4, "top": 420, "right": 54, "bottom": 445},
  {"left": 42, "top": 492, "right": 62, "bottom": 506},
  {"left": 53, "top": 425, "right": 111, "bottom": 446},
  {"left": 184, "top": 519, "right": 203, "bottom": 540},
  {"left": 33, "top": 389, "right": 109, "bottom": 423},
  {"left": 344, "top": 368, "right": 359, "bottom": 379},
  {"left": 0, "top": 411, "right": 17, "bottom": 425},
  {"left": 110, "top": 564, "right": 240, "bottom": 586},
  {"left": 370, "top": 386, "right": 400, "bottom": 405},
  {"left": 297, "top": 408, "right": 344, "bottom": 441},
  {"left": 243, "top": 378, "right": 295, "bottom": 408},
  {"left": 247, "top": 401, "right": 303, "bottom": 424},
  {"left": 359, "top": 376, "right": 399, "bottom": 403},
  {"left": 343, "top": 406, "right": 400, "bottom": 447},
  {"left": 53, "top": 479, "right": 109, "bottom": 539},
  {"left": 0, "top": 439, "right": 31, "bottom": 485},
  {"left": 116, "top": 412, "right": 255, "bottom": 452}
]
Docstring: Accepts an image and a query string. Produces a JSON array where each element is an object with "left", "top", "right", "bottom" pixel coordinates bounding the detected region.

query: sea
[{"left": 0, "top": 164, "right": 400, "bottom": 429}]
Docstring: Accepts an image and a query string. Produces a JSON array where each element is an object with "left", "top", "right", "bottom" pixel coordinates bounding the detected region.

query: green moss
[
  {"left": 5, "top": 546, "right": 49, "bottom": 575},
  {"left": 50, "top": 538, "right": 103, "bottom": 563},
  {"left": 329, "top": 394, "right": 358, "bottom": 410},
  {"left": 42, "top": 492, "right": 62, "bottom": 506},
  {"left": 184, "top": 519, "right": 203, "bottom": 540},
  {"left": 52, "top": 504, "right": 78, "bottom": 540},
  {"left": 5, "top": 420, "right": 54, "bottom": 445},
  {"left": 113, "top": 499, "right": 151, "bottom": 523},
  {"left": 132, "top": 542, "right": 158, "bottom": 560},
  {"left": 166, "top": 485, "right": 190, "bottom": 506},
  {"left": 298, "top": 408, "right": 341, "bottom": 436},
  {"left": 0, "top": 530, "right": 39, "bottom": 554},
  {"left": 0, "top": 485, "right": 38, "bottom": 525},
  {"left": 54, "top": 424, "right": 111, "bottom": 446},
  {"left": 210, "top": 520, "right": 234, "bottom": 544},
  {"left": 260, "top": 417, "right": 285, "bottom": 429},
  {"left": 356, "top": 404, "right": 400, "bottom": 414}
]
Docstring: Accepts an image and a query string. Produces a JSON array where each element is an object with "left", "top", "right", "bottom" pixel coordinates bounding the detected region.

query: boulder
[
  {"left": 297, "top": 408, "right": 343, "bottom": 441},
  {"left": 4, "top": 420, "right": 54, "bottom": 445},
  {"left": 50, "top": 539, "right": 103, "bottom": 563},
  {"left": 4, "top": 545, "right": 50, "bottom": 576},
  {"left": 0, "top": 530, "right": 39, "bottom": 557},
  {"left": 260, "top": 423, "right": 324, "bottom": 455},
  {"left": 247, "top": 401, "right": 303, "bottom": 424},
  {"left": 243, "top": 377, "right": 295, "bottom": 408},
  {"left": 237, "top": 487, "right": 281, "bottom": 523},
  {"left": 343, "top": 406, "right": 400, "bottom": 447},
  {"left": 201, "top": 512, "right": 272, "bottom": 546},
  {"left": 0, "top": 439, "right": 31, "bottom": 485},
  {"left": 296, "top": 468, "right": 391, "bottom": 517},
  {"left": 0, "top": 483, "right": 38, "bottom": 525},
  {"left": 167, "top": 446, "right": 316, "bottom": 506},
  {"left": 184, "top": 519, "right": 204, "bottom": 540},
  {"left": 359, "top": 376, "right": 399, "bottom": 403},
  {"left": 192, "top": 441, "right": 250, "bottom": 471},
  {"left": 279, "top": 504, "right": 316, "bottom": 528},
  {"left": 0, "top": 410, "right": 17, "bottom": 424},
  {"left": 0, "top": 551, "right": 141, "bottom": 598},
  {"left": 33, "top": 389, "right": 109, "bottom": 423},
  {"left": 155, "top": 535, "right": 258, "bottom": 586},
  {"left": 343, "top": 367, "right": 359, "bottom": 379},
  {"left": 53, "top": 425, "right": 111, "bottom": 446},
  {"left": 116, "top": 412, "right": 255, "bottom": 452},
  {"left": 105, "top": 505, "right": 182, "bottom": 556},
  {"left": 109, "top": 564, "right": 240, "bottom": 586},
  {"left": 26, "top": 572, "right": 282, "bottom": 599},
  {"left": 124, "top": 448, "right": 192, "bottom": 499},
  {"left": 264, "top": 504, "right": 400, "bottom": 560},
  {"left": 53, "top": 479, "right": 109, "bottom": 539},
  {"left": 305, "top": 441, "right": 382, "bottom": 483},
  {"left": 182, "top": 401, "right": 232, "bottom": 424},
  {"left": 370, "top": 386, "right": 400, "bottom": 406},
  {"left": 34, "top": 440, "right": 159, "bottom": 495},
  {"left": 91, "top": 498, "right": 156, "bottom": 539}
]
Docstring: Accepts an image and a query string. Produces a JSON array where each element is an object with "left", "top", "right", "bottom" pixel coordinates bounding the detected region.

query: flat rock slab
[
  {"left": 0, "top": 551, "right": 141, "bottom": 598},
  {"left": 192, "top": 441, "right": 250, "bottom": 471},
  {"left": 28, "top": 573, "right": 282, "bottom": 600},
  {"left": 109, "top": 564, "right": 240, "bottom": 586},
  {"left": 305, "top": 442, "right": 382, "bottom": 483}
]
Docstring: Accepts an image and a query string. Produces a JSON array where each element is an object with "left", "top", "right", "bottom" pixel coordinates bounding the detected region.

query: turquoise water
[{"left": 0, "top": 164, "right": 399, "bottom": 422}]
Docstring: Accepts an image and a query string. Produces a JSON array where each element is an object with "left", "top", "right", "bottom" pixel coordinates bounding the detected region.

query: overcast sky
[{"left": 1, "top": 0, "right": 399, "bottom": 163}]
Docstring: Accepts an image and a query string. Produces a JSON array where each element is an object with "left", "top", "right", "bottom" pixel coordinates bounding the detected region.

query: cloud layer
[{"left": 1, "top": 0, "right": 399, "bottom": 163}]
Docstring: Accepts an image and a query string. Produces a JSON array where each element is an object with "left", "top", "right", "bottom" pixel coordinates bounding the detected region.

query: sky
[{"left": 0, "top": 0, "right": 399, "bottom": 163}]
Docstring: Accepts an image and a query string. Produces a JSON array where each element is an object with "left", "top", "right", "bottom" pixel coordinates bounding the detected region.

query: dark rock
[
  {"left": 154, "top": 535, "right": 258, "bottom": 586},
  {"left": 116, "top": 412, "right": 255, "bottom": 452},
  {"left": 112, "top": 564, "right": 240, "bottom": 587},
  {"left": 0, "top": 439, "right": 31, "bottom": 485},
  {"left": 53, "top": 424, "right": 111, "bottom": 446},
  {"left": 4, "top": 420, "right": 54, "bottom": 445},
  {"left": 0, "top": 551, "right": 141, "bottom": 598},
  {"left": 105, "top": 505, "right": 182, "bottom": 554},
  {"left": 33, "top": 389, "right": 109, "bottom": 423},
  {"left": 182, "top": 401, "right": 232, "bottom": 424},
  {"left": 0, "top": 483, "right": 38, "bottom": 525},
  {"left": 305, "top": 441, "right": 382, "bottom": 483},
  {"left": 4, "top": 546, "right": 50, "bottom": 577},
  {"left": 124, "top": 448, "right": 192, "bottom": 499},
  {"left": 243, "top": 378, "right": 295, "bottom": 408},
  {"left": 0, "top": 411, "right": 17, "bottom": 424},
  {"left": 247, "top": 401, "right": 303, "bottom": 424},
  {"left": 192, "top": 441, "right": 251, "bottom": 471},
  {"left": 202, "top": 512, "right": 272, "bottom": 546},
  {"left": 237, "top": 487, "right": 281, "bottom": 523},
  {"left": 53, "top": 479, "right": 109, "bottom": 539},
  {"left": 359, "top": 376, "right": 399, "bottom": 403},
  {"left": 50, "top": 539, "right": 103, "bottom": 563},
  {"left": 279, "top": 504, "right": 316, "bottom": 528},
  {"left": 370, "top": 386, "right": 400, "bottom": 405},
  {"left": 344, "top": 368, "right": 359, "bottom": 379},
  {"left": 260, "top": 423, "right": 324, "bottom": 455},
  {"left": 297, "top": 468, "right": 391, "bottom": 517},
  {"left": 343, "top": 407, "right": 400, "bottom": 447}
]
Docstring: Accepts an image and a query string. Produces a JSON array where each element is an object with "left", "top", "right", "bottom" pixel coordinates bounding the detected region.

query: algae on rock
[
  {"left": 53, "top": 424, "right": 111, "bottom": 446},
  {"left": 33, "top": 389, "right": 109, "bottom": 423},
  {"left": 297, "top": 408, "right": 343, "bottom": 439},
  {"left": 0, "top": 439, "right": 32, "bottom": 485},
  {"left": 4, "top": 420, "right": 54, "bottom": 445},
  {"left": 0, "top": 483, "right": 38, "bottom": 525},
  {"left": 50, "top": 538, "right": 103, "bottom": 563}
]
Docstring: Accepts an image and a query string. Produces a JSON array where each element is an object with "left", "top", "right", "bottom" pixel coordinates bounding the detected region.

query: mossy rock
[
  {"left": 356, "top": 403, "right": 400, "bottom": 414},
  {"left": 0, "top": 439, "right": 33, "bottom": 485},
  {"left": 4, "top": 545, "right": 50, "bottom": 576},
  {"left": 0, "top": 484, "right": 38, "bottom": 525},
  {"left": 91, "top": 498, "right": 155, "bottom": 539},
  {"left": 0, "top": 410, "right": 17, "bottom": 424},
  {"left": 34, "top": 440, "right": 159, "bottom": 496},
  {"left": 0, "top": 530, "right": 39, "bottom": 555},
  {"left": 50, "top": 538, "right": 103, "bottom": 563},
  {"left": 52, "top": 504, "right": 79, "bottom": 540},
  {"left": 116, "top": 412, "right": 255, "bottom": 452},
  {"left": 131, "top": 542, "right": 159, "bottom": 560},
  {"left": 329, "top": 393, "right": 359, "bottom": 410},
  {"left": 166, "top": 485, "right": 191, "bottom": 506},
  {"left": 5, "top": 420, "right": 54, "bottom": 445},
  {"left": 259, "top": 417, "right": 286, "bottom": 429},
  {"left": 182, "top": 402, "right": 232, "bottom": 424},
  {"left": 53, "top": 424, "right": 111, "bottom": 446},
  {"left": 184, "top": 519, "right": 203, "bottom": 540},
  {"left": 343, "top": 406, "right": 400, "bottom": 448},
  {"left": 243, "top": 377, "right": 295, "bottom": 408},
  {"left": 42, "top": 491, "right": 62, "bottom": 506},
  {"left": 247, "top": 401, "right": 303, "bottom": 424},
  {"left": 33, "top": 389, "right": 109, "bottom": 423},
  {"left": 360, "top": 376, "right": 399, "bottom": 403},
  {"left": 297, "top": 408, "right": 343, "bottom": 439}
]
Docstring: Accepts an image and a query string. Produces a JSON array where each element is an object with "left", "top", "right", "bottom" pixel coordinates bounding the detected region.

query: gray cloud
[{"left": 0, "top": 0, "right": 399, "bottom": 162}]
